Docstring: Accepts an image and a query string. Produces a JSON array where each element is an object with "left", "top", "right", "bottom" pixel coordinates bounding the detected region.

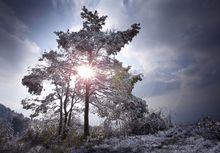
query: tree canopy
[{"left": 22, "top": 6, "right": 147, "bottom": 138}]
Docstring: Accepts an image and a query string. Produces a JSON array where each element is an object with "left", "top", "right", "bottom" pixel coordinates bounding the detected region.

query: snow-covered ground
[{"left": 73, "top": 124, "right": 220, "bottom": 153}]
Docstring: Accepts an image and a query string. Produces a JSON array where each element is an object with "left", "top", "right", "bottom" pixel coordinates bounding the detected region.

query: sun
[{"left": 77, "top": 65, "right": 95, "bottom": 79}]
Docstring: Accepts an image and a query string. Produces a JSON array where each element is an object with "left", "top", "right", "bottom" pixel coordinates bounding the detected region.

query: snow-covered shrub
[
  {"left": 89, "top": 123, "right": 115, "bottom": 143},
  {"left": 123, "top": 111, "right": 171, "bottom": 135},
  {"left": 0, "top": 119, "right": 14, "bottom": 144},
  {"left": 0, "top": 119, "right": 25, "bottom": 153},
  {"left": 62, "top": 119, "right": 85, "bottom": 148},
  {"left": 142, "top": 112, "right": 169, "bottom": 133},
  {"left": 97, "top": 95, "right": 149, "bottom": 137},
  {"left": 20, "top": 117, "right": 85, "bottom": 152},
  {"left": 0, "top": 119, "right": 15, "bottom": 152},
  {"left": 90, "top": 126, "right": 105, "bottom": 140},
  {"left": 20, "top": 119, "right": 59, "bottom": 149},
  {"left": 196, "top": 117, "right": 220, "bottom": 140}
]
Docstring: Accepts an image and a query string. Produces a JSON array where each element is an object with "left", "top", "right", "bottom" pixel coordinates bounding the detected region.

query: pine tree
[{"left": 22, "top": 6, "right": 146, "bottom": 139}]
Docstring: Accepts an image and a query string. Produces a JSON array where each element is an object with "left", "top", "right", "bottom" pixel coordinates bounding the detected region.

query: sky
[{"left": 0, "top": 0, "right": 220, "bottom": 123}]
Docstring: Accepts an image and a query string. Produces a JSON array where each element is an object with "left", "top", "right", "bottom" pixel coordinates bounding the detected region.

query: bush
[
  {"left": 123, "top": 111, "right": 171, "bottom": 135},
  {"left": 0, "top": 119, "right": 13, "bottom": 145},
  {"left": 196, "top": 117, "right": 220, "bottom": 140},
  {"left": 20, "top": 119, "right": 59, "bottom": 148}
]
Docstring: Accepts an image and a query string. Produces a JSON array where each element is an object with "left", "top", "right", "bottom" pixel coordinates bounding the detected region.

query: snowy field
[{"left": 73, "top": 124, "right": 220, "bottom": 153}]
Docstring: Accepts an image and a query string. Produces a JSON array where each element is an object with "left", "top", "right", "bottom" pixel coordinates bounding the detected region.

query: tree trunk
[
  {"left": 84, "top": 82, "right": 90, "bottom": 138},
  {"left": 62, "top": 112, "right": 68, "bottom": 139},
  {"left": 84, "top": 51, "right": 92, "bottom": 138},
  {"left": 67, "top": 109, "right": 72, "bottom": 126},
  {"left": 62, "top": 82, "right": 70, "bottom": 139},
  {"left": 58, "top": 99, "right": 63, "bottom": 135},
  {"left": 67, "top": 95, "right": 74, "bottom": 126}
]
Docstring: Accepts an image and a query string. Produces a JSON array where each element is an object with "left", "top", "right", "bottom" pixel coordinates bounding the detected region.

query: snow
[{"left": 76, "top": 125, "right": 220, "bottom": 153}]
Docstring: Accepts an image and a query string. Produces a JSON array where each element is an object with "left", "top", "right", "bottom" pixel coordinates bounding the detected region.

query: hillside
[{"left": 0, "top": 103, "right": 29, "bottom": 135}]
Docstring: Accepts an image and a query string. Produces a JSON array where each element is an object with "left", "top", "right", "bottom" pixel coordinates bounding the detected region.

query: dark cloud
[
  {"left": 119, "top": 0, "right": 220, "bottom": 121},
  {"left": 0, "top": 0, "right": 220, "bottom": 122},
  {"left": 126, "top": 0, "right": 220, "bottom": 58},
  {"left": 134, "top": 80, "right": 180, "bottom": 97},
  {"left": 143, "top": 0, "right": 220, "bottom": 49},
  {"left": 0, "top": 1, "right": 40, "bottom": 80}
]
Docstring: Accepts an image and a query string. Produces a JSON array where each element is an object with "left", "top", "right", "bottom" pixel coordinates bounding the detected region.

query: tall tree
[
  {"left": 22, "top": 6, "right": 146, "bottom": 139},
  {"left": 54, "top": 6, "right": 144, "bottom": 137}
]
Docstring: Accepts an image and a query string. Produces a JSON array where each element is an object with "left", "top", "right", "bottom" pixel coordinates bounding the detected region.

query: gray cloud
[
  {"left": 114, "top": 0, "right": 220, "bottom": 121},
  {"left": 0, "top": 1, "right": 40, "bottom": 113},
  {"left": 0, "top": 0, "right": 220, "bottom": 122},
  {"left": 0, "top": 1, "right": 40, "bottom": 80}
]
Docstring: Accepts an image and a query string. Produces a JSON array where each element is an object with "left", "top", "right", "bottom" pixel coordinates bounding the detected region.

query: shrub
[
  {"left": 123, "top": 111, "right": 171, "bottom": 135},
  {"left": 196, "top": 116, "right": 220, "bottom": 140}
]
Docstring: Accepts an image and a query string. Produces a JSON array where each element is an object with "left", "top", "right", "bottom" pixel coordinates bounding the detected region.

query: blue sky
[{"left": 0, "top": 0, "right": 220, "bottom": 123}]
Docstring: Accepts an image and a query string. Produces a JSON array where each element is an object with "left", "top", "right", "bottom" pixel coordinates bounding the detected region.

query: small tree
[{"left": 22, "top": 50, "right": 81, "bottom": 138}]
